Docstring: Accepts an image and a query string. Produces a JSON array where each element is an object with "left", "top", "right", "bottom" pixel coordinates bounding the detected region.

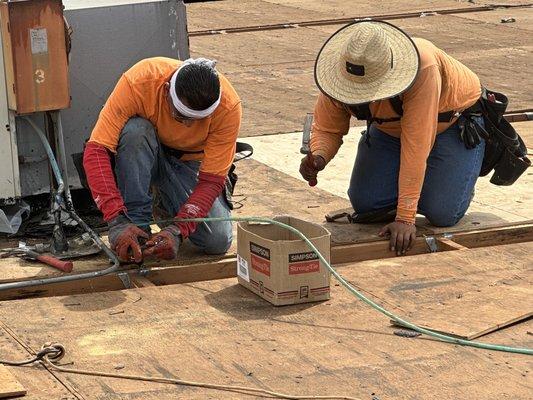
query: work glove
[
  {"left": 143, "top": 225, "right": 182, "bottom": 261},
  {"left": 108, "top": 214, "right": 149, "bottom": 263},
  {"left": 299, "top": 153, "right": 326, "bottom": 186}
]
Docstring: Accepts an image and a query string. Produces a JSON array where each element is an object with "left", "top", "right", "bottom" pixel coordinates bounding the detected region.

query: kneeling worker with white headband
[{"left": 83, "top": 57, "right": 242, "bottom": 262}]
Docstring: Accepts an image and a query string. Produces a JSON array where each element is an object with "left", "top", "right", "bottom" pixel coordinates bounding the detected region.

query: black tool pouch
[
  {"left": 222, "top": 142, "right": 254, "bottom": 210},
  {"left": 475, "top": 88, "right": 530, "bottom": 185}
]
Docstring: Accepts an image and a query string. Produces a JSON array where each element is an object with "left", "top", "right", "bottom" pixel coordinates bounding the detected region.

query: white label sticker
[
  {"left": 237, "top": 255, "right": 249, "bottom": 282},
  {"left": 30, "top": 28, "right": 48, "bottom": 54}
]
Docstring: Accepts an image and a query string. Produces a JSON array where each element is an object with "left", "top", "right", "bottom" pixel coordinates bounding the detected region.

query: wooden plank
[
  {"left": 0, "top": 222, "right": 531, "bottom": 301},
  {"left": 0, "top": 264, "right": 531, "bottom": 399},
  {"left": 186, "top": 0, "right": 478, "bottom": 31},
  {"left": 0, "top": 365, "right": 26, "bottom": 398},
  {"left": 451, "top": 222, "right": 533, "bottom": 248},
  {"left": 336, "top": 242, "right": 533, "bottom": 339}
]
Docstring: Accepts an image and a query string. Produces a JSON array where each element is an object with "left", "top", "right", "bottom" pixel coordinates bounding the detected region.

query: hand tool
[
  {"left": 300, "top": 113, "right": 313, "bottom": 154},
  {"left": 0, "top": 245, "right": 73, "bottom": 272}
]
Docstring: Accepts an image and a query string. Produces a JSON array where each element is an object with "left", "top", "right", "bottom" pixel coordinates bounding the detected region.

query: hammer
[{"left": 1, "top": 246, "right": 73, "bottom": 273}]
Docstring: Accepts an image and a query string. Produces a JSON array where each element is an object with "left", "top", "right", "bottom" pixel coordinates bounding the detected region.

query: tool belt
[
  {"left": 346, "top": 89, "right": 531, "bottom": 186},
  {"left": 460, "top": 88, "right": 530, "bottom": 185}
]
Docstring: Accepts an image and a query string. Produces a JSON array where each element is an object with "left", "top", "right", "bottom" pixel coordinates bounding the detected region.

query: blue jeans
[
  {"left": 348, "top": 118, "right": 486, "bottom": 227},
  {"left": 114, "top": 118, "right": 232, "bottom": 254}
]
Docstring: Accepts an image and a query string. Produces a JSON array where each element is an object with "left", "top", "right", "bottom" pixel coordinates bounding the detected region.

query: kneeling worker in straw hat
[
  {"left": 83, "top": 57, "right": 241, "bottom": 262},
  {"left": 300, "top": 21, "right": 485, "bottom": 255}
]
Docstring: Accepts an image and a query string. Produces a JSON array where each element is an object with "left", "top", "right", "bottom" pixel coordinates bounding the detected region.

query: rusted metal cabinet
[{"left": 0, "top": 0, "right": 70, "bottom": 114}]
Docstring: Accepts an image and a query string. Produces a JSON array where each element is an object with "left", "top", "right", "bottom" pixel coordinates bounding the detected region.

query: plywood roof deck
[
  {"left": 0, "top": 242, "right": 531, "bottom": 399},
  {"left": 0, "top": 2, "right": 531, "bottom": 397},
  {"left": 188, "top": 2, "right": 533, "bottom": 137}
]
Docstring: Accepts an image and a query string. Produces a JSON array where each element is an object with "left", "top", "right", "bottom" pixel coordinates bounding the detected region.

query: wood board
[
  {"left": 0, "top": 150, "right": 531, "bottom": 292},
  {"left": 336, "top": 242, "right": 533, "bottom": 339},
  {"left": 0, "top": 365, "right": 26, "bottom": 398},
  {"left": 0, "top": 245, "right": 531, "bottom": 399},
  {"left": 186, "top": 0, "right": 478, "bottom": 31}
]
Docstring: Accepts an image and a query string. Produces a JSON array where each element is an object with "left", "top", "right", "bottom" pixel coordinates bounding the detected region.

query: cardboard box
[{"left": 237, "top": 216, "right": 331, "bottom": 306}]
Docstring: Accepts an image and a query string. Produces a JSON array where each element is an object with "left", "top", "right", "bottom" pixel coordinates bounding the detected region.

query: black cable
[{"left": 0, "top": 346, "right": 63, "bottom": 366}]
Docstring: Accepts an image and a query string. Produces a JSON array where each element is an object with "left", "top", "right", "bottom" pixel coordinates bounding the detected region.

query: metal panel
[
  {"left": 0, "top": 16, "right": 20, "bottom": 201},
  {"left": 0, "top": 0, "right": 70, "bottom": 114},
  {"left": 14, "top": 0, "right": 186, "bottom": 197}
]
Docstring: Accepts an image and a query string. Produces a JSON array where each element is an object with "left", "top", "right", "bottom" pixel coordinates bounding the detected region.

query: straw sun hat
[{"left": 314, "top": 20, "right": 420, "bottom": 105}]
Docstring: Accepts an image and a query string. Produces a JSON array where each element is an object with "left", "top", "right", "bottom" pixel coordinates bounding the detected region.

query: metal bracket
[
  {"left": 117, "top": 272, "right": 132, "bottom": 289},
  {"left": 424, "top": 235, "right": 438, "bottom": 253}
]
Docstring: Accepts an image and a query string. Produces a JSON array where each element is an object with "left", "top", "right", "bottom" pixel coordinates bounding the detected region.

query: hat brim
[{"left": 315, "top": 20, "right": 420, "bottom": 105}]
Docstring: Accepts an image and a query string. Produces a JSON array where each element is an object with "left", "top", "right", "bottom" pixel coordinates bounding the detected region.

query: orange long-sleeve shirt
[
  {"left": 310, "top": 38, "right": 481, "bottom": 223},
  {"left": 88, "top": 57, "right": 242, "bottom": 177}
]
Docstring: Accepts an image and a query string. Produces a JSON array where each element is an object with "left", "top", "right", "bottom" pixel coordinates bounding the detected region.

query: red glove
[
  {"left": 143, "top": 225, "right": 182, "bottom": 260},
  {"left": 108, "top": 214, "right": 149, "bottom": 262},
  {"left": 299, "top": 153, "right": 326, "bottom": 186}
]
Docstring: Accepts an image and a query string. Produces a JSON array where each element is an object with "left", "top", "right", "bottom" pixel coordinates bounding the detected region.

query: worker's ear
[{"left": 164, "top": 82, "right": 170, "bottom": 93}]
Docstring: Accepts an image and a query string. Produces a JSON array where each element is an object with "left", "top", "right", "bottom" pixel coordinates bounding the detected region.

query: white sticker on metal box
[
  {"left": 30, "top": 28, "right": 48, "bottom": 54},
  {"left": 237, "top": 254, "right": 249, "bottom": 282}
]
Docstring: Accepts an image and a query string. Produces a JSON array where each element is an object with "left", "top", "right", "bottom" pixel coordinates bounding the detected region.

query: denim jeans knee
[
  {"left": 202, "top": 225, "right": 233, "bottom": 255},
  {"left": 118, "top": 117, "right": 158, "bottom": 152},
  {"left": 423, "top": 207, "right": 463, "bottom": 227}
]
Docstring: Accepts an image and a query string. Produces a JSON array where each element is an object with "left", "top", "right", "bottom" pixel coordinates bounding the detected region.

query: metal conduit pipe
[
  {"left": 0, "top": 118, "right": 120, "bottom": 292},
  {"left": 52, "top": 112, "right": 74, "bottom": 207}
]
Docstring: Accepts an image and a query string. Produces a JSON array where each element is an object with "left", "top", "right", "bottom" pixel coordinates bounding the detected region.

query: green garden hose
[{"left": 157, "top": 216, "right": 533, "bottom": 356}]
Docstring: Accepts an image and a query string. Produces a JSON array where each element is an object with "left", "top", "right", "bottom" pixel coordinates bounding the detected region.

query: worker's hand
[
  {"left": 299, "top": 153, "right": 326, "bottom": 186},
  {"left": 108, "top": 214, "right": 149, "bottom": 263},
  {"left": 143, "top": 225, "right": 182, "bottom": 261},
  {"left": 378, "top": 221, "right": 417, "bottom": 256}
]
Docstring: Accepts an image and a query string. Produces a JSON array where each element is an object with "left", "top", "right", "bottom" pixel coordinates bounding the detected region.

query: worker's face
[{"left": 165, "top": 82, "right": 195, "bottom": 127}]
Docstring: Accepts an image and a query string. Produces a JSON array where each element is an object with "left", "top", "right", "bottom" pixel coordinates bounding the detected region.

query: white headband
[{"left": 169, "top": 58, "right": 222, "bottom": 119}]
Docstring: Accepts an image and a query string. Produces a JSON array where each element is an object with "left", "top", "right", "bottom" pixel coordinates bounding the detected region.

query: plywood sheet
[
  {"left": 0, "top": 326, "right": 73, "bottom": 399},
  {"left": 191, "top": 11, "right": 533, "bottom": 137},
  {"left": 453, "top": 7, "right": 533, "bottom": 32},
  {"left": 0, "top": 365, "right": 26, "bottom": 398},
  {"left": 337, "top": 242, "right": 533, "bottom": 339},
  {"left": 245, "top": 123, "right": 533, "bottom": 234},
  {"left": 0, "top": 247, "right": 531, "bottom": 399}
]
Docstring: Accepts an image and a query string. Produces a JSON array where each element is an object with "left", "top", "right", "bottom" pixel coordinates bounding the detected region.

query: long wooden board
[
  {"left": 336, "top": 242, "right": 533, "bottom": 339},
  {"left": 0, "top": 250, "right": 531, "bottom": 399},
  {"left": 0, "top": 221, "right": 531, "bottom": 301},
  {"left": 0, "top": 365, "right": 26, "bottom": 399}
]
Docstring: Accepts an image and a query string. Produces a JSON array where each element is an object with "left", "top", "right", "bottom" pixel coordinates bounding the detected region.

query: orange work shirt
[
  {"left": 88, "top": 57, "right": 242, "bottom": 177},
  {"left": 310, "top": 38, "right": 481, "bottom": 223}
]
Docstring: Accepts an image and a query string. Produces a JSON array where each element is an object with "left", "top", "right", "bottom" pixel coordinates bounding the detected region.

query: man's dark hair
[{"left": 174, "top": 63, "right": 220, "bottom": 111}]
